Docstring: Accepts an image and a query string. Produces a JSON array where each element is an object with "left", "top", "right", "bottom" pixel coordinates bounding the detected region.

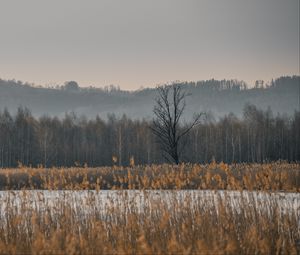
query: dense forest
[
  {"left": 0, "top": 105, "right": 299, "bottom": 167},
  {"left": 0, "top": 76, "right": 299, "bottom": 119}
]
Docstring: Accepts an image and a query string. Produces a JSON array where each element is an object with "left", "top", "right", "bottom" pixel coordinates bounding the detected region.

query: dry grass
[
  {"left": 0, "top": 163, "right": 299, "bottom": 254},
  {"left": 0, "top": 162, "right": 299, "bottom": 191},
  {"left": 0, "top": 190, "right": 299, "bottom": 254}
]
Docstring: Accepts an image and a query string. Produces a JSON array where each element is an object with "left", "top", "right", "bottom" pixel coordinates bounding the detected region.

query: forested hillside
[{"left": 0, "top": 76, "right": 299, "bottom": 120}]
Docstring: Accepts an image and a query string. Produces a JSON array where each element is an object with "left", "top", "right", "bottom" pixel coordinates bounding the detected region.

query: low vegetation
[
  {"left": 0, "top": 189, "right": 299, "bottom": 254},
  {"left": 0, "top": 162, "right": 299, "bottom": 191},
  {"left": 0, "top": 162, "right": 299, "bottom": 254}
]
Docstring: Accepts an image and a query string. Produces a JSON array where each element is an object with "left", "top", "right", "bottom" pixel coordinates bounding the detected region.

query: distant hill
[{"left": 0, "top": 76, "right": 299, "bottom": 120}]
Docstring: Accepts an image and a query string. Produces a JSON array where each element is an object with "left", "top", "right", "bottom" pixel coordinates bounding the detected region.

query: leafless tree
[{"left": 151, "top": 84, "right": 203, "bottom": 164}]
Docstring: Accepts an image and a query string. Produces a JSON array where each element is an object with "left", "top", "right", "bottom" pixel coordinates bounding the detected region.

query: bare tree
[{"left": 151, "top": 84, "right": 203, "bottom": 164}]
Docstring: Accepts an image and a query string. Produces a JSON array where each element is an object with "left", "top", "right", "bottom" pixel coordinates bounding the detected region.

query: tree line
[{"left": 0, "top": 105, "right": 299, "bottom": 168}]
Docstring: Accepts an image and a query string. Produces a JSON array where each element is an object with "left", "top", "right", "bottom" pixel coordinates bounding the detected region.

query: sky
[{"left": 0, "top": 0, "right": 299, "bottom": 90}]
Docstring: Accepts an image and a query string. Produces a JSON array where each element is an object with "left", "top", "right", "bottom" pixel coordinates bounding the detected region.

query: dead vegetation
[
  {"left": 0, "top": 189, "right": 299, "bottom": 254},
  {"left": 0, "top": 162, "right": 299, "bottom": 254},
  {"left": 0, "top": 162, "right": 299, "bottom": 191}
]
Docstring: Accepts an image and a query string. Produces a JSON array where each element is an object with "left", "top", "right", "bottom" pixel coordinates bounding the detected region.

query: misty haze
[
  {"left": 0, "top": 76, "right": 299, "bottom": 120},
  {"left": 0, "top": 0, "right": 299, "bottom": 254}
]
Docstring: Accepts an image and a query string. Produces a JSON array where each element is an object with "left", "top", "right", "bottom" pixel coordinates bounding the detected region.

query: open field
[
  {"left": 0, "top": 162, "right": 299, "bottom": 191},
  {"left": 0, "top": 190, "right": 299, "bottom": 254},
  {"left": 0, "top": 163, "right": 299, "bottom": 254}
]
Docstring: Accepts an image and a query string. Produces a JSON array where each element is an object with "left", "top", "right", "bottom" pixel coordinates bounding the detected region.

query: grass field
[
  {"left": 0, "top": 162, "right": 299, "bottom": 191},
  {"left": 0, "top": 162, "right": 299, "bottom": 254}
]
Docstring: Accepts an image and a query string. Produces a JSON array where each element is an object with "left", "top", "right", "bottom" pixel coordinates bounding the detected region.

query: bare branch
[{"left": 150, "top": 83, "right": 204, "bottom": 164}]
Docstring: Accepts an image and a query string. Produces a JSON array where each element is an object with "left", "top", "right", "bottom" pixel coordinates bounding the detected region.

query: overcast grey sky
[{"left": 0, "top": 0, "right": 299, "bottom": 89}]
